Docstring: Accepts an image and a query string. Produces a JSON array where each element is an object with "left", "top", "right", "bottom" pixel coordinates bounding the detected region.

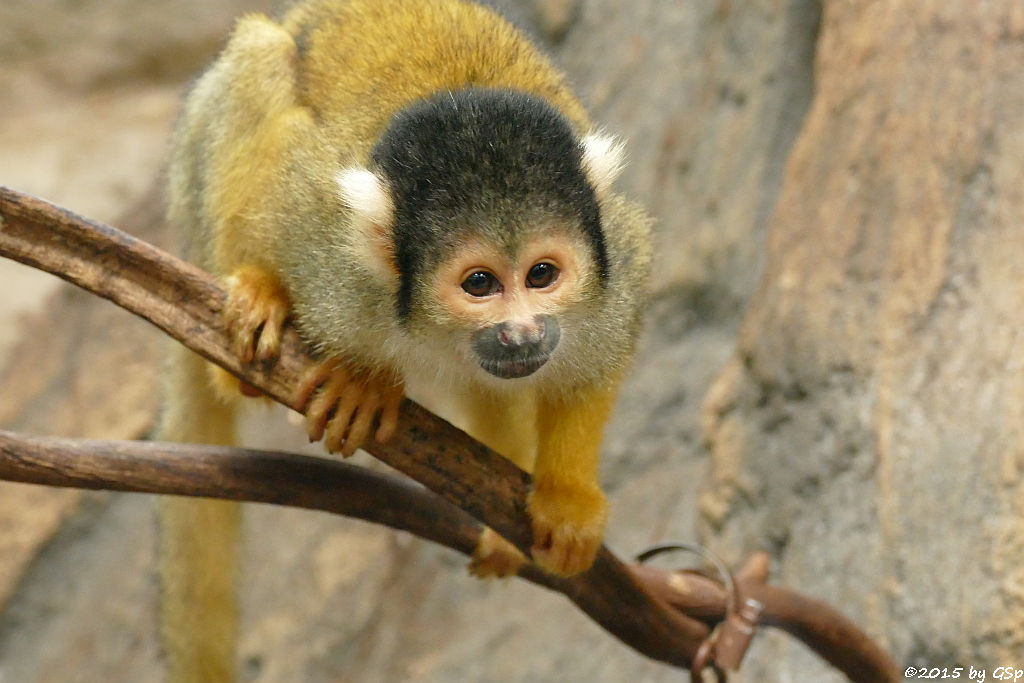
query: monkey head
[{"left": 335, "top": 88, "right": 626, "bottom": 387}]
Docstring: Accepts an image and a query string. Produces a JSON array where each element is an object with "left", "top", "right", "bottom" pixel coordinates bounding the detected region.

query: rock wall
[{"left": 702, "top": 1, "right": 1024, "bottom": 676}]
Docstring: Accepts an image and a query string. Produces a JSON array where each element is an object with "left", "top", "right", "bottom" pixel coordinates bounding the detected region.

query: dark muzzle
[{"left": 472, "top": 315, "right": 561, "bottom": 379}]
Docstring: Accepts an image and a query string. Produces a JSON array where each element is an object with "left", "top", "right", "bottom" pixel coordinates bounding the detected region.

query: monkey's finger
[
  {"left": 296, "top": 361, "right": 350, "bottom": 413},
  {"left": 224, "top": 292, "right": 262, "bottom": 364},
  {"left": 374, "top": 392, "right": 402, "bottom": 443},
  {"left": 558, "top": 536, "right": 586, "bottom": 576},
  {"left": 231, "top": 314, "right": 260, "bottom": 364},
  {"left": 530, "top": 535, "right": 558, "bottom": 574},
  {"left": 530, "top": 524, "right": 554, "bottom": 561},
  {"left": 533, "top": 545, "right": 571, "bottom": 576},
  {"left": 305, "top": 376, "right": 346, "bottom": 443},
  {"left": 295, "top": 365, "right": 330, "bottom": 410},
  {"left": 568, "top": 538, "right": 599, "bottom": 576},
  {"left": 323, "top": 381, "right": 363, "bottom": 454},
  {"left": 221, "top": 300, "right": 240, "bottom": 334},
  {"left": 254, "top": 303, "right": 287, "bottom": 362},
  {"left": 253, "top": 323, "right": 275, "bottom": 363},
  {"left": 342, "top": 396, "right": 379, "bottom": 457},
  {"left": 530, "top": 523, "right": 578, "bottom": 577}
]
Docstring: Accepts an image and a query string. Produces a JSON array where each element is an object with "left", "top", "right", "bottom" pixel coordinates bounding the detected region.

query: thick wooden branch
[{"left": 0, "top": 186, "right": 900, "bottom": 680}]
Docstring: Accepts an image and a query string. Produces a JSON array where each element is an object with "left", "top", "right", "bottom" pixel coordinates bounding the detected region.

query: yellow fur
[
  {"left": 462, "top": 384, "right": 538, "bottom": 472},
  {"left": 280, "top": 0, "right": 590, "bottom": 146}
]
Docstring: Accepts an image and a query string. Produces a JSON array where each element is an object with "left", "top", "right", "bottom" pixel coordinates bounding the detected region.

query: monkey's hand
[
  {"left": 296, "top": 362, "right": 404, "bottom": 457},
  {"left": 223, "top": 265, "right": 291, "bottom": 365},
  {"left": 468, "top": 527, "right": 526, "bottom": 578},
  {"left": 527, "top": 480, "right": 607, "bottom": 576}
]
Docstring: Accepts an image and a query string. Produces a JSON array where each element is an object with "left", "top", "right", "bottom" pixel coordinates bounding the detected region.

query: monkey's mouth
[{"left": 478, "top": 355, "right": 550, "bottom": 379}]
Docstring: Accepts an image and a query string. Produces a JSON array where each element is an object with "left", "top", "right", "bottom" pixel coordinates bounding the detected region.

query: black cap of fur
[{"left": 370, "top": 88, "right": 608, "bottom": 320}]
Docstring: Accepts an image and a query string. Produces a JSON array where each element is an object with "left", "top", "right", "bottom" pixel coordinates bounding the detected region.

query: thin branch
[
  {"left": 0, "top": 431, "right": 483, "bottom": 556},
  {"left": 0, "top": 430, "right": 900, "bottom": 682},
  {"left": 0, "top": 186, "right": 900, "bottom": 680}
]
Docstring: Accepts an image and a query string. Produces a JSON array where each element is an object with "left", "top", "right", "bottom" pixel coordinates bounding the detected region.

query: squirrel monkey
[{"left": 160, "top": 0, "right": 652, "bottom": 679}]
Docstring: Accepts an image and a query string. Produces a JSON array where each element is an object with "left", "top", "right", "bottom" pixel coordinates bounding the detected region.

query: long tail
[{"left": 158, "top": 344, "right": 242, "bottom": 682}]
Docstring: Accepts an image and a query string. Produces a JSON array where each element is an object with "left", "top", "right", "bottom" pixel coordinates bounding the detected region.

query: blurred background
[{"left": 1, "top": 1, "right": 1022, "bottom": 681}]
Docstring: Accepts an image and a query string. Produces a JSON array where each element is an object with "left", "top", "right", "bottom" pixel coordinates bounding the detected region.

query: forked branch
[{"left": 0, "top": 186, "right": 900, "bottom": 681}]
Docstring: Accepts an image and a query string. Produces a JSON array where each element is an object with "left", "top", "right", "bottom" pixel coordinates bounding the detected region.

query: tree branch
[
  {"left": 0, "top": 186, "right": 900, "bottom": 681},
  {"left": 0, "top": 429, "right": 899, "bottom": 682}
]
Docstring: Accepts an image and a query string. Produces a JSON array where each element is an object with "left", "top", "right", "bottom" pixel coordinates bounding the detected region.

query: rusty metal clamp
[{"left": 636, "top": 542, "right": 764, "bottom": 681}]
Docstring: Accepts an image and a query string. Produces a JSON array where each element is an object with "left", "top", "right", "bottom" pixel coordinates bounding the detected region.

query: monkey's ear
[
  {"left": 580, "top": 132, "right": 626, "bottom": 198},
  {"left": 336, "top": 167, "right": 396, "bottom": 279}
]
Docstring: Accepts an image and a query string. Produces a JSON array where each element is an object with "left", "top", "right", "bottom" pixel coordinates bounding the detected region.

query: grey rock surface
[{"left": 702, "top": 3, "right": 1024, "bottom": 675}]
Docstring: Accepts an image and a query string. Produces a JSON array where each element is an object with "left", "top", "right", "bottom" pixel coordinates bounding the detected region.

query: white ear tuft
[
  {"left": 336, "top": 167, "right": 393, "bottom": 227},
  {"left": 581, "top": 132, "right": 626, "bottom": 197},
  {"left": 336, "top": 167, "right": 396, "bottom": 280}
]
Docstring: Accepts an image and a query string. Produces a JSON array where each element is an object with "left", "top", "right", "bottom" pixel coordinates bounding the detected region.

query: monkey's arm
[
  {"left": 529, "top": 381, "right": 619, "bottom": 576},
  {"left": 177, "top": 16, "right": 309, "bottom": 384},
  {"left": 179, "top": 15, "right": 404, "bottom": 455}
]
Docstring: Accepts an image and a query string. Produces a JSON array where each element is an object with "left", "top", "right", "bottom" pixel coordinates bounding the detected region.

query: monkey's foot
[
  {"left": 468, "top": 527, "right": 525, "bottom": 579},
  {"left": 223, "top": 265, "right": 290, "bottom": 364},
  {"left": 527, "top": 482, "right": 607, "bottom": 576},
  {"left": 296, "top": 361, "right": 404, "bottom": 457}
]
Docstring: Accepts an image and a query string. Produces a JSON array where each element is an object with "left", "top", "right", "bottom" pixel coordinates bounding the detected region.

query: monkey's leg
[
  {"left": 462, "top": 387, "right": 534, "bottom": 578},
  {"left": 159, "top": 344, "right": 242, "bottom": 683},
  {"left": 529, "top": 383, "right": 618, "bottom": 576}
]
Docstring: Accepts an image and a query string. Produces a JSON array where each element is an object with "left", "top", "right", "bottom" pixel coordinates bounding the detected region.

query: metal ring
[{"left": 635, "top": 541, "right": 738, "bottom": 616}]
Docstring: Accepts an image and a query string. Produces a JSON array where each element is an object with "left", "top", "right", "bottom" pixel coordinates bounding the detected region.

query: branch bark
[{"left": 0, "top": 186, "right": 900, "bottom": 681}]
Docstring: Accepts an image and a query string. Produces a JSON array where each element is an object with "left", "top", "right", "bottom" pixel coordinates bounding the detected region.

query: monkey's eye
[
  {"left": 461, "top": 271, "right": 500, "bottom": 297},
  {"left": 526, "top": 262, "right": 559, "bottom": 289}
]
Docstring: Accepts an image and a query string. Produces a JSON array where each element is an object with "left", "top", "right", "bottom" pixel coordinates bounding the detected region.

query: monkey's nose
[
  {"left": 472, "top": 315, "right": 561, "bottom": 379},
  {"left": 497, "top": 319, "right": 545, "bottom": 347}
]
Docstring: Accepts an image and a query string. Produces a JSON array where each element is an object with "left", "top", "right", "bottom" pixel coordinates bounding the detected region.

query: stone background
[{"left": 1, "top": 1, "right": 1021, "bottom": 681}]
